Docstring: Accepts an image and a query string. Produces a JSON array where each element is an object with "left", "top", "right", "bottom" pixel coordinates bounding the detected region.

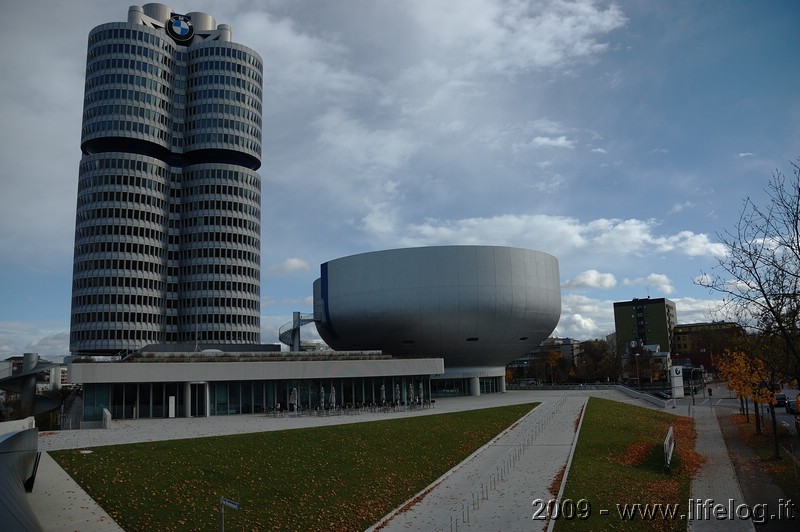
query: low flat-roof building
[{"left": 69, "top": 348, "right": 443, "bottom": 427}]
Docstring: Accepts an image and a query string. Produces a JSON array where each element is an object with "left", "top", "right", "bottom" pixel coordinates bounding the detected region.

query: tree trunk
[
  {"left": 769, "top": 404, "right": 781, "bottom": 460},
  {"left": 753, "top": 399, "right": 761, "bottom": 434}
]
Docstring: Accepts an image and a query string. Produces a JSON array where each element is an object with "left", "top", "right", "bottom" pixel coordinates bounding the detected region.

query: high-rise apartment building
[
  {"left": 70, "top": 4, "right": 263, "bottom": 356},
  {"left": 613, "top": 297, "right": 677, "bottom": 357}
]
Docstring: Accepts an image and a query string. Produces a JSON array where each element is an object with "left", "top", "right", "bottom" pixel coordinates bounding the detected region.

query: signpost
[
  {"left": 220, "top": 497, "right": 240, "bottom": 532},
  {"left": 663, "top": 425, "right": 675, "bottom": 473}
]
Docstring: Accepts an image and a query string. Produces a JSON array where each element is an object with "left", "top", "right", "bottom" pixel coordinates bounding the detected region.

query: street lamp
[
  {"left": 690, "top": 368, "right": 703, "bottom": 406},
  {"left": 628, "top": 341, "right": 640, "bottom": 390}
]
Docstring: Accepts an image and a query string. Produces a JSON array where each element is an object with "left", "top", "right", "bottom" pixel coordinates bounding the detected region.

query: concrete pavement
[
  {"left": 687, "top": 403, "right": 755, "bottom": 532},
  {"left": 26, "top": 388, "right": 764, "bottom": 531}
]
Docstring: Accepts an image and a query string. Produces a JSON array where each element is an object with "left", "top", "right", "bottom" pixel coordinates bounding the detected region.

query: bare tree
[
  {"left": 697, "top": 160, "right": 800, "bottom": 382},
  {"left": 697, "top": 160, "right": 800, "bottom": 460}
]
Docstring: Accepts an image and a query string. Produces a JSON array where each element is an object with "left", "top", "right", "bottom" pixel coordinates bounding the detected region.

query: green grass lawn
[
  {"left": 556, "top": 397, "right": 700, "bottom": 532},
  {"left": 51, "top": 403, "right": 536, "bottom": 531}
]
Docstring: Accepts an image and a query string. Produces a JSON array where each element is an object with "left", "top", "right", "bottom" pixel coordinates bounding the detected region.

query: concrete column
[
  {"left": 499, "top": 375, "right": 506, "bottom": 393},
  {"left": 21, "top": 353, "right": 39, "bottom": 414},
  {"left": 470, "top": 376, "right": 480, "bottom": 396},
  {"left": 204, "top": 383, "right": 211, "bottom": 417},
  {"left": 184, "top": 382, "right": 192, "bottom": 417}
]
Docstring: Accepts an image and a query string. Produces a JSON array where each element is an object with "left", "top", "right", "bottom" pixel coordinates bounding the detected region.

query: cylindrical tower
[{"left": 70, "top": 5, "right": 263, "bottom": 356}]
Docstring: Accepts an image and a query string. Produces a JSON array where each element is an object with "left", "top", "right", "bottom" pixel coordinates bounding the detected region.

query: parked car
[
  {"left": 786, "top": 395, "right": 800, "bottom": 415},
  {"left": 774, "top": 393, "right": 787, "bottom": 407}
]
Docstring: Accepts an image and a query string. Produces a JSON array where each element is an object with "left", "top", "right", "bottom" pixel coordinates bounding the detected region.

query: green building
[{"left": 613, "top": 297, "right": 677, "bottom": 357}]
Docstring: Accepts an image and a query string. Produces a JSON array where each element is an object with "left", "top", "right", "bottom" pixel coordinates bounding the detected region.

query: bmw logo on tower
[{"left": 167, "top": 13, "right": 193, "bottom": 42}]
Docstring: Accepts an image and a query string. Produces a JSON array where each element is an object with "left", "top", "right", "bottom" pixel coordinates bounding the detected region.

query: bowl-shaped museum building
[{"left": 313, "top": 246, "right": 561, "bottom": 395}]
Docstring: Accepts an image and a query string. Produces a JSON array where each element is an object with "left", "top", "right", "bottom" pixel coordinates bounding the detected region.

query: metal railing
[{"left": 431, "top": 393, "right": 568, "bottom": 531}]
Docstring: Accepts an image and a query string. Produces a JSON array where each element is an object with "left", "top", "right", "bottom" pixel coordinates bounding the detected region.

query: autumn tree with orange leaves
[{"left": 716, "top": 347, "right": 781, "bottom": 458}]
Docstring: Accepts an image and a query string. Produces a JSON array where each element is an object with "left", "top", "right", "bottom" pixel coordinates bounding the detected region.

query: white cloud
[
  {"left": 531, "top": 135, "right": 576, "bottom": 149},
  {"left": 391, "top": 214, "right": 725, "bottom": 264},
  {"left": 237, "top": 12, "right": 370, "bottom": 103},
  {"left": 407, "top": 0, "right": 627, "bottom": 75},
  {"left": 314, "top": 108, "right": 419, "bottom": 171},
  {"left": 555, "top": 314, "right": 600, "bottom": 338},
  {"left": 266, "top": 258, "right": 311, "bottom": 276},
  {"left": 737, "top": 152, "right": 754, "bottom": 158},
  {"left": 591, "top": 148, "right": 607, "bottom": 154},
  {"left": 668, "top": 201, "right": 694, "bottom": 215},
  {"left": 0, "top": 322, "right": 69, "bottom": 362},
  {"left": 623, "top": 273, "right": 674, "bottom": 295},
  {"left": 563, "top": 270, "right": 617, "bottom": 290}
]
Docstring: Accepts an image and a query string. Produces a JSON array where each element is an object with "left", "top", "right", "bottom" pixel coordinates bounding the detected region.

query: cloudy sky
[{"left": 1, "top": 0, "right": 798, "bottom": 361}]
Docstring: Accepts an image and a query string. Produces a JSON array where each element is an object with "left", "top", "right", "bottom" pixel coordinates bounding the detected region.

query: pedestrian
[{"left": 708, "top": 388, "right": 712, "bottom": 397}]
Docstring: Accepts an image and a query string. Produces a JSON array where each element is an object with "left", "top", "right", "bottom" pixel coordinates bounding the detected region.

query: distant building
[
  {"left": 673, "top": 322, "right": 743, "bottom": 373},
  {"left": 507, "top": 337, "right": 581, "bottom": 384},
  {"left": 613, "top": 297, "right": 677, "bottom": 357}
]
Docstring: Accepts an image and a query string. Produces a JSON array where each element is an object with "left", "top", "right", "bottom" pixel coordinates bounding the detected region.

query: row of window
[
  {"left": 182, "top": 182, "right": 260, "bottom": 201},
  {"left": 87, "top": 56, "right": 172, "bottom": 84},
  {"left": 82, "top": 118, "right": 171, "bottom": 144},
  {"left": 189, "top": 73, "right": 260, "bottom": 97},
  {"left": 83, "top": 103, "right": 171, "bottom": 130},
  {"left": 179, "top": 263, "right": 259, "bottom": 280},
  {"left": 80, "top": 155, "right": 168, "bottom": 177},
  {"left": 177, "top": 330, "right": 259, "bottom": 343},
  {"left": 183, "top": 199, "right": 259, "bottom": 217},
  {"left": 71, "top": 330, "right": 261, "bottom": 349},
  {"left": 180, "top": 230, "right": 259, "bottom": 248},
  {"left": 186, "top": 102, "right": 262, "bottom": 127},
  {"left": 73, "top": 275, "right": 164, "bottom": 291},
  {"left": 88, "top": 27, "right": 176, "bottom": 57},
  {"left": 86, "top": 71, "right": 172, "bottom": 99},
  {"left": 74, "top": 222, "right": 165, "bottom": 243},
  {"left": 74, "top": 240, "right": 164, "bottom": 258},
  {"left": 79, "top": 160, "right": 259, "bottom": 191},
  {"left": 87, "top": 41, "right": 174, "bottom": 73},
  {"left": 187, "top": 87, "right": 261, "bottom": 112},
  {"left": 75, "top": 207, "right": 166, "bottom": 227},
  {"left": 72, "top": 310, "right": 164, "bottom": 326},
  {"left": 182, "top": 215, "right": 259, "bottom": 233},
  {"left": 179, "top": 313, "right": 259, "bottom": 326},
  {"left": 178, "top": 296, "right": 259, "bottom": 310},
  {"left": 84, "top": 87, "right": 171, "bottom": 113},
  {"left": 179, "top": 279, "right": 259, "bottom": 295},
  {"left": 188, "top": 65, "right": 261, "bottom": 97},
  {"left": 188, "top": 43, "right": 262, "bottom": 73},
  {"left": 71, "top": 328, "right": 163, "bottom": 343},
  {"left": 184, "top": 132, "right": 261, "bottom": 153},
  {"left": 77, "top": 190, "right": 167, "bottom": 209},
  {"left": 73, "top": 258, "right": 164, "bottom": 276},
  {"left": 79, "top": 171, "right": 167, "bottom": 192},
  {"left": 187, "top": 116, "right": 261, "bottom": 141},
  {"left": 183, "top": 168, "right": 260, "bottom": 188},
  {"left": 72, "top": 293, "right": 163, "bottom": 308},
  {"left": 181, "top": 246, "right": 259, "bottom": 263}
]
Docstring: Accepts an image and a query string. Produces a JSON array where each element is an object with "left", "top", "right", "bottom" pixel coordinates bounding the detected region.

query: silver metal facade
[
  {"left": 313, "top": 246, "right": 561, "bottom": 368},
  {"left": 71, "top": 5, "right": 263, "bottom": 355}
]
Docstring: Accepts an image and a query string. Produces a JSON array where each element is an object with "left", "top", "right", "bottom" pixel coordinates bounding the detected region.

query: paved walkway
[
  {"left": 370, "top": 393, "right": 586, "bottom": 531},
  {"left": 24, "top": 389, "right": 769, "bottom": 531},
  {"left": 688, "top": 403, "right": 754, "bottom": 531}
]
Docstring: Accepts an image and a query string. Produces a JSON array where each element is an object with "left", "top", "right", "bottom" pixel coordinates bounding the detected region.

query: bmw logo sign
[
  {"left": 167, "top": 14, "right": 193, "bottom": 43},
  {"left": 673, "top": 367, "right": 682, "bottom": 376}
]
